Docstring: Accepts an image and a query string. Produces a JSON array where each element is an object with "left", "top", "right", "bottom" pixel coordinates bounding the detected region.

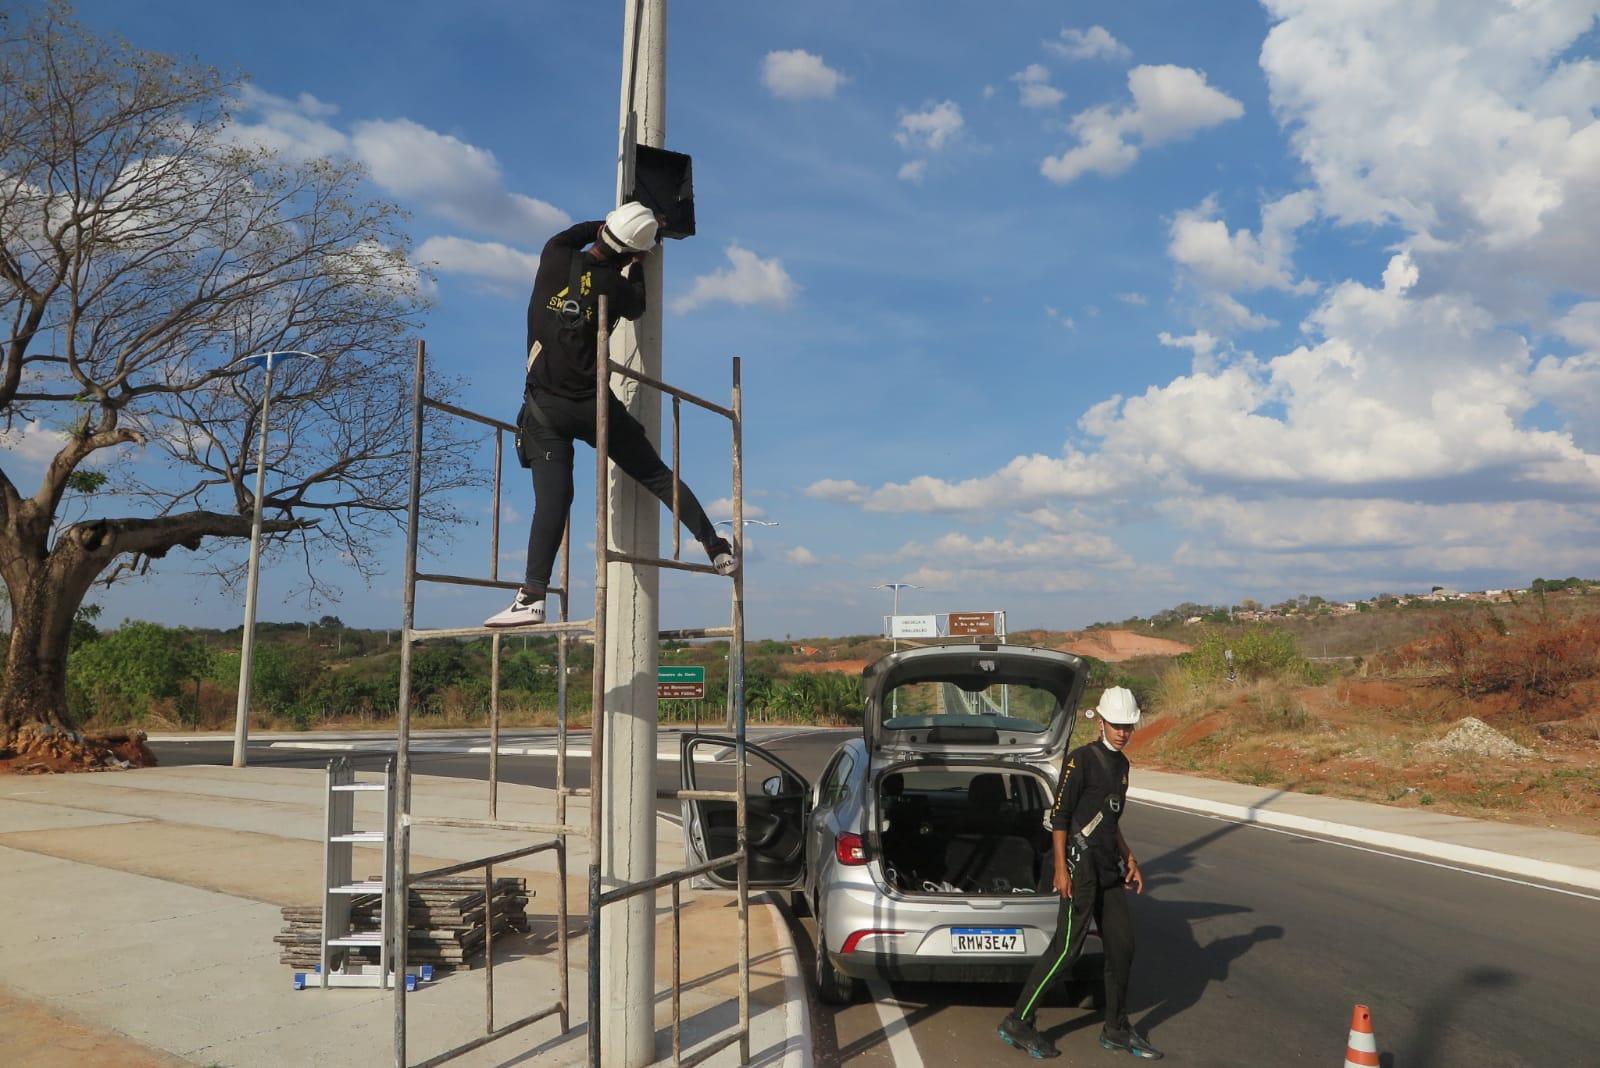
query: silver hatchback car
[{"left": 679, "top": 643, "right": 1091, "bottom": 1004}]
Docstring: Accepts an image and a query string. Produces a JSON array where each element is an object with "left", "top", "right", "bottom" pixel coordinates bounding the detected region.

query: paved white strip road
[{"left": 864, "top": 980, "right": 926, "bottom": 1068}]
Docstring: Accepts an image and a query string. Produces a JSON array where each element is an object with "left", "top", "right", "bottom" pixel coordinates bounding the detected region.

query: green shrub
[
  {"left": 1178, "top": 626, "right": 1312, "bottom": 684},
  {"left": 68, "top": 621, "right": 213, "bottom": 722}
]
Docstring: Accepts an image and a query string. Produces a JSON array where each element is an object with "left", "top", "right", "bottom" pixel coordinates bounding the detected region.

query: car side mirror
[{"left": 762, "top": 775, "right": 783, "bottom": 797}]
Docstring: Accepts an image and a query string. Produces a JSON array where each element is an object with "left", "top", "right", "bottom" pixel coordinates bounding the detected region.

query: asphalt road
[{"left": 154, "top": 730, "right": 1600, "bottom": 1066}]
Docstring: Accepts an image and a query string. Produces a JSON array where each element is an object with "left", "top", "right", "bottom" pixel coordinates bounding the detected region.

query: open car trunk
[{"left": 875, "top": 764, "right": 1054, "bottom": 897}]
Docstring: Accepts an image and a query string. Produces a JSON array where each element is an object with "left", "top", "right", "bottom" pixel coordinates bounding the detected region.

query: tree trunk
[{"left": 0, "top": 560, "right": 80, "bottom": 733}]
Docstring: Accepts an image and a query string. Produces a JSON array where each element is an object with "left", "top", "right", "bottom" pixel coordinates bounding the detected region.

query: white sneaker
[
  {"left": 483, "top": 592, "right": 545, "bottom": 628},
  {"left": 705, "top": 537, "right": 738, "bottom": 576}
]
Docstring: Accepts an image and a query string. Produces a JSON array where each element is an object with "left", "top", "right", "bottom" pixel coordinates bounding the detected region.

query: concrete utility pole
[{"left": 604, "top": 1, "right": 664, "bottom": 1063}]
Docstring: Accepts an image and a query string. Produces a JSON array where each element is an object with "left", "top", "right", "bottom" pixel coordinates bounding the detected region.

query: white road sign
[{"left": 888, "top": 614, "right": 939, "bottom": 639}]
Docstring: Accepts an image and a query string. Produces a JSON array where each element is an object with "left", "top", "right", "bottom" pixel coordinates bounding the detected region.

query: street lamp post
[
  {"left": 874, "top": 581, "right": 923, "bottom": 715},
  {"left": 874, "top": 581, "right": 924, "bottom": 653},
  {"left": 229, "top": 350, "right": 320, "bottom": 768}
]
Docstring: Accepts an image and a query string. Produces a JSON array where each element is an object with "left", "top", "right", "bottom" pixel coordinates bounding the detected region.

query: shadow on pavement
[{"left": 1400, "top": 965, "right": 1520, "bottom": 1068}]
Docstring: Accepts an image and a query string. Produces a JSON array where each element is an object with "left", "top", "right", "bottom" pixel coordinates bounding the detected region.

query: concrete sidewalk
[
  {"left": 0, "top": 765, "right": 808, "bottom": 1067},
  {"left": 1132, "top": 767, "right": 1600, "bottom": 892}
]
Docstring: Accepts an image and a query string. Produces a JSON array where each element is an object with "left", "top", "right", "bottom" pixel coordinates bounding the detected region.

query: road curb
[
  {"left": 1129, "top": 786, "right": 1600, "bottom": 893},
  {"left": 760, "top": 892, "right": 815, "bottom": 1068}
]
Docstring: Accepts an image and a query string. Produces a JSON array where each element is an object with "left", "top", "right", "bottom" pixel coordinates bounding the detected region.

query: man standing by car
[
  {"left": 484, "top": 203, "right": 735, "bottom": 629},
  {"left": 998, "top": 686, "right": 1163, "bottom": 1060}
]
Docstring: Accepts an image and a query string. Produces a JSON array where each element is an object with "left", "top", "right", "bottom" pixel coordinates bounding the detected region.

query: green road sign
[{"left": 658, "top": 664, "right": 706, "bottom": 700}]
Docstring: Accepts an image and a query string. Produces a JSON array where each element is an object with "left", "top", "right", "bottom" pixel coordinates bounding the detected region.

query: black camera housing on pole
[{"left": 628, "top": 145, "right": 695, "bottom": 239}]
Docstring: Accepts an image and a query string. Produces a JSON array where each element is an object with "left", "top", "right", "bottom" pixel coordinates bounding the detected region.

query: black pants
[
  {"left": 1012, "top": 865, "right": 1134, "bottom": 1030},
  {"left": 519, "top": 389, "right": 719, "bottom": 597}
]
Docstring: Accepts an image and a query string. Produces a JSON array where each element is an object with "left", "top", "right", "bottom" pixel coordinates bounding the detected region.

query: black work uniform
[
  {"left": 1012, "top": 740, "right": 1136, "bottom": 1030},
  {"left": 518, "top": 221, "right": 719, "bottom": 597}
]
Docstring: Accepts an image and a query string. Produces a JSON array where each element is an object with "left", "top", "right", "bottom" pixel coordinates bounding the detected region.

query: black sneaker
[
  {"left": 997, "top": 1014, "right": 1060, "bottom": 1059},
  {"left": 1100, "top": 1025, "right": 1163, "bottom": 1059}
]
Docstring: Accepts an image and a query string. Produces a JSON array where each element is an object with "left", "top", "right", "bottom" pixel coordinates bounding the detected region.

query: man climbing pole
[
  {"left": 485, "top": 202, "right": 735, "bottom": 629},
  {"left": 998, "top": 686, "right": 1164, "bottom": 1060}
]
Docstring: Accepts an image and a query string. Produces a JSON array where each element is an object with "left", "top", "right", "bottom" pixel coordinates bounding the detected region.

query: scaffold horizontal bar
[
  {"left": 607, "top": 360, "right": 734, "bottom": 420},
  {"left": 409, "top": 840, "right": 561, "bottom": 884},
  {"left": 599, "top": 851, "right": 745, "bottom": 907},
  {"left": 407, "top": 814, "right": 587, "bottom": 837},
  {"left": 410, "top": 1003, "right": 563, "bottom": 1068},
  {"left": 679, "top": 1029, "right": 745, "bottom": 1068},
  {"left": 605, "top": 550, "right": 719, "bottom": 576},
  {"left": 673, "top": 789, "right": 738, "bottom": 802},
  {"left": 406, "top": 620, "right": 594, "bottom": 642},
  {"left": 415, "top": 571, "right": 525, "bottom": 593},
  {"left": 423, "top": 395, "right": 517, "bottom": 435},
  {"left": 559, "top": 786, "right": 591, "bottom": 798},
  {"left": 659, "top": 625, "right": 735, "bottom": 640}
]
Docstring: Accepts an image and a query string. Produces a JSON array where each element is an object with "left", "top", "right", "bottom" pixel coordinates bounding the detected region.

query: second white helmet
[
  {"left": 1090, "top": 685, "right": 1141, "bottom": 725},
  {"left": 601, "top": 202, "right": 659, "bottom": 253}
]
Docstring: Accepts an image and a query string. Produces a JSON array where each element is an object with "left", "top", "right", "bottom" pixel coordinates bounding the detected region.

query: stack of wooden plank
[{"left": 277, "top": 876, "right": 531, "bottom": 972}]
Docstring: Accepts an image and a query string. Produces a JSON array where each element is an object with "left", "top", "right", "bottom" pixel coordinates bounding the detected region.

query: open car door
[{"left": 679, "top": 734, "right": 809, "bottom": 890}]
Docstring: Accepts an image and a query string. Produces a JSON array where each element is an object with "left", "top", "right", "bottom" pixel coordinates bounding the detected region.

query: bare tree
[{"left": 0, "top": 6, "right": 476, "bottom": 734}]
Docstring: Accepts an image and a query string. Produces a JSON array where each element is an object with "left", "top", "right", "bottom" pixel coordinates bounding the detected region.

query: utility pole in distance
[{"left": 604, "top": 2, "right": 664, "bottom": 1064}]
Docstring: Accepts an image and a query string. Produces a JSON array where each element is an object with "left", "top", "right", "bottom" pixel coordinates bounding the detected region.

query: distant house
[{"left": 1184, "top": 616, "right": 1204, "bottom": 625}]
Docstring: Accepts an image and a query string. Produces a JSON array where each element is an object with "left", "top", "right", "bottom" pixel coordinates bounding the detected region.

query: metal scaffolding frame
[{"left": 387, "top": 293, "right": 750, "bottom": 1067}]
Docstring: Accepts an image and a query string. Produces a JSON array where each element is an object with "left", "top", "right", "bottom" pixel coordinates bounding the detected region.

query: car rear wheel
[{"left": 813, "top": 897, "right": 859, "bottom": 1005}]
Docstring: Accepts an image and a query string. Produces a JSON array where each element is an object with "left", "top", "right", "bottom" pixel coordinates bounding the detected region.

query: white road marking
[
  {"left": 1133, "top": 799, "right": 1600, "bottom": 903},
  {"left": 266, "top": 741, "right": 717, "bottom": 761},
  {"left": 865, "top": 979, "right": 927, "bottom": 1068}
]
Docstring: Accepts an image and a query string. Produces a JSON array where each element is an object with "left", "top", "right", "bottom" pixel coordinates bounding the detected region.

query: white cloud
[
  {"left": 1012, "top": 64, "right": 1066, "bottom": 109},
  {"left": 1169, "top": 192, "right": 1318, "bottom": 296},
  {"left": 706, "top": 498, "right": 768, "bottom": 521},
  {"left": 817, "top": 255, "right": 1600, "bottom": 517},
  {"left": 1046, "top": 306, "right": 1076, "bottom": 330},
  {"left": 762, "top": 50, "right": 849, "bottom": 100},
  {"left": 1158, "top": 330, "right": 1220, "bottom": 359},
  {"left": 804, "top": 478, "right": 869, "bottom": 504},
  {"left": 1045, "top": 25, "right": 1132, "bottom": 62},
  {"left": 350, "top": 119, "right": 568, "bottom": 242},
  {"left": 672, "top": 245, "right": 797, "bottom": 314},
  {"left": 1259, "top": 0, "right": 1600, "bottom": 305},
  {"left": 785, "top": 546, "right": 820, "bottom": 566},
  {"left": 1042, "top": 65, "right": 1244, "bottom": 183},
  {"left": 224, "top": 85, "right": 351, "bottom": 160},
  {"left": 1555, "top": 302, "right": 1600, "bottom": 350},
  {"left": 1168, "top": 496, "right": 1600, "bottom": 579},
  {"left": 1116, "top": 292, "right": 1149, "bottom": 306},
  {"left": 414, "top": 235, "right": 536, "bottom": 290},
  {"left": 0, "top": 419, "right": 68, "bottom": 464},
  {"left": 898, "top": 530, "right": 1133, "bottom": 569},
  {"left": 895, "top": 101, "right": 965, "bottom": 153},
  {"left": 897, "top": 159, "right": 928, "bottom": 184},
  {"left": 223, "top": 87, "right": 570, "bottom": 249}
]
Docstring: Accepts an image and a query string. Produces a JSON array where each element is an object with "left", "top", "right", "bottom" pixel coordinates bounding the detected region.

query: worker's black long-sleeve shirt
[
  {"left": 524, "top": 220, "right": 647, "bottom": 400},
  {"left": 1050, "top": 740, "right": 1130, "bottom": 884}
]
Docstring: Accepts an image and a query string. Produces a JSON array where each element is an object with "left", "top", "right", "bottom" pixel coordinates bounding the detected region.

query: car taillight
[
  {"left": 834, "top": 832, "right": 867, "bottom": 866},
  {"left": 841, "top": 929, "right": 904, "bottom": 954}
]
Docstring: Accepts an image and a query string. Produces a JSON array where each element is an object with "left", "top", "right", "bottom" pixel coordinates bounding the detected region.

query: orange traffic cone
[{"left": 1343, "top": 1004, "right": 1379, "bottom": 1068}]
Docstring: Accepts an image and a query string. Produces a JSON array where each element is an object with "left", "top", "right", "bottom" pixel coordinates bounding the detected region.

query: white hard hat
[
  {"left": 600, "top": 202, "right": 659, "bottom": 253},
  {"left": 1091, "top": 686, "right": 1141, "bottom": 726}
]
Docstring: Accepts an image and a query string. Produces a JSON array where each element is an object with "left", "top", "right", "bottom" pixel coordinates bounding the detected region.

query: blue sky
[{"left": 14, "top": 0, "right": 1600, "bottom": 638}]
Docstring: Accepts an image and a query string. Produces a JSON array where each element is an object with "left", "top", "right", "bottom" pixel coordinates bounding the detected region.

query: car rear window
[{"left": 882, "top": 679, "right": 1059, "bottom": 733}]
